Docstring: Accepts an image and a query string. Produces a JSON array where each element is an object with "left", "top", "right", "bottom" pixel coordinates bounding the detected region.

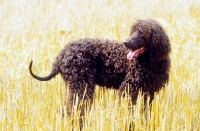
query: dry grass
[{"left": 0, "top": 0, "right": 200, "bottom": 130}]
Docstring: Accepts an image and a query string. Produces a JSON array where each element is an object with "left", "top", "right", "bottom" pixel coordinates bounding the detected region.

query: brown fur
[{"left": 29, "top": 19, "right": 171, "bottom": 128}]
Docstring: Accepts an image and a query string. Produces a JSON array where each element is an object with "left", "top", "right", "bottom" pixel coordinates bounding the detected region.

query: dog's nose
[{"left": 123, "top": 39, "right": 129, "bottom": 46}]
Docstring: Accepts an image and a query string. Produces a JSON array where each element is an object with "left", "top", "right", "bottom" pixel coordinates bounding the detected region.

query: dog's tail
[{"left": 29, "top": 60, "right": 59, "bottom": 81}]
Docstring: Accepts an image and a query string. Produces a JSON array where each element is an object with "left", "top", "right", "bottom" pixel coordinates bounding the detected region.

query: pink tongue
[{"left": 127, "top": 50, "right": 137, "bottom": 60}]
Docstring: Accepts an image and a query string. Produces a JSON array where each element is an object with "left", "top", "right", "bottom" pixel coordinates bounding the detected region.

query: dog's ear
[
  {"left": 149, "top": 29, "right": 159, "bottom": 61},
  {"left": 149, "top": 28, "right": 170, "bottom": 61}
]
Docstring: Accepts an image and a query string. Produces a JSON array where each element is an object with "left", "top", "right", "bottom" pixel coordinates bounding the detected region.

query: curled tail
[{"left": 29, "top": 60, "right": 59, "bottom": 81}]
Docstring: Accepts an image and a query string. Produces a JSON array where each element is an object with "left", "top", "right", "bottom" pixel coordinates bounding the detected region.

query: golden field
[{"left": 0, "top": 0, "right": 200, "bottom": 130}]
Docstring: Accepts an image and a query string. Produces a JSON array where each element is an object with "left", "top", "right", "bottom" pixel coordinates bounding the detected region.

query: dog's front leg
[{"left": 119, "top": 78, "right": 140, "bottom": 106}]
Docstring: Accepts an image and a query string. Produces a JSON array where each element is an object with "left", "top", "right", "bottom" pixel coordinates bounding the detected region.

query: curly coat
[{"left": 29, "top": 19, "right": 170, "bottom": 116}]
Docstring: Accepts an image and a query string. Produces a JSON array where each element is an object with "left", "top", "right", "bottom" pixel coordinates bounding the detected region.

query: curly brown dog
[{"left": 29, "top": 19, "right": 170, "bottom": 126}]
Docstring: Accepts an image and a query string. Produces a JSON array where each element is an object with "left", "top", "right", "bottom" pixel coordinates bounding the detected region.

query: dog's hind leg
[{"left": 66, "top": 75, "right": 95, "bottom": 129}]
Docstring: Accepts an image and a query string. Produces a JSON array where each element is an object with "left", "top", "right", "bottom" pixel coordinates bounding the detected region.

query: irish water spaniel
[{"left": 29, "top": 19, "right": 170, "bottom": 117}]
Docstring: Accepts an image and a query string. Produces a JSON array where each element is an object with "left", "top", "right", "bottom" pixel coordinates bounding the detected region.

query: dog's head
[
  {"left": 124, "top": 30, "right": 147, "bottom": 60},
  {"left": 124, "top": 19, "right": 170, "bottom": 61}
]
